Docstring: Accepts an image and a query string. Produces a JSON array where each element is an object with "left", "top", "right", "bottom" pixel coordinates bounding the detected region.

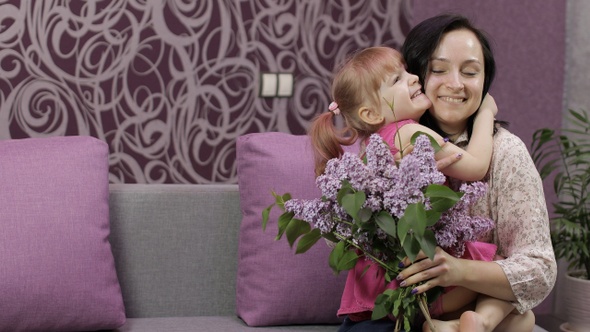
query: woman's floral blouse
[{"left": 453, "top": 127, "right": 557, "bottom": 313}]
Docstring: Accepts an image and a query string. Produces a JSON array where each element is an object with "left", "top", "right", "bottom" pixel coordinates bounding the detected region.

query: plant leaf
[
  {"left": 424, "top": 209, "right": 442, "bottom": 227},
  {"left": 416, "top": 229, "right": 437, "bottom": 260},
  {"left": 285, "top": 218, "right": 311, "bottom": 248},
  {"left": 401, "top": 203, "right": 427, "bottom": 236},
  {"left": 342, "top": 191, "right": 366, "bottom": 221},
  {"left": 372, "top": 293, "right": 391, "bottom": 320},
  {"left": 262, "top": 203, "right": 274, "bottom": 231},
  {"left": 402, "top": 234, "right": 421, "bottom": 262},
  {"left": 329, "top": 241, "right": 346, "bottom": 273},
  {"left": 397, "top": 215, "right": 411, "bottom": 244},
  {"left": 296, "top": 228, "right": 321, "bottom": 254},
  {"left": 425, "top": 184, "right": 462, "bottom": 212},
  {"left": 276, "top": 211, "right": 294, "bottom": 240},
  {"left": 337, "top": 250, "right": 359, "bottom": 271},
  {"left": 375, "top": 211, "right": 396, "bottom": 237},
  {"left": 358, "top": 207, "right": 373, "bottom": 223}
]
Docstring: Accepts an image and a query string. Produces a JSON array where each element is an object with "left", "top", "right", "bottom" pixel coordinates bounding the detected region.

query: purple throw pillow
[
  {"left": 236, "top": 132, "right": 350, "bottom": 326},
  {"left": 0, "top": 136, "right": 126, "bottom": 332}
]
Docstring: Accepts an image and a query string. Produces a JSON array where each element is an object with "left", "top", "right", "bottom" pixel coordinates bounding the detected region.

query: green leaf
[
  {"left": 337, "top": 250, "right": 359, "bottom": 271},
  {"left": 336, "top": 181, "right": 354, "bottom": 204},
  {"left": 391, "top": 288, "right": 404, "bottom": 316},
  {"left": 401, "top": 203, "right": 427, "bottom": 236},
  {"left": 328, "top": 240, "right": 358, "bottom": 273},
  {"left": 278, "top": 192, "right": 292, "bottom": 207},
  {"left": 275, "top": 211, "right": 294, "bottom": 240},
  {"left": 358, "top": 207, "right": 373, "bottom": 223},
  {"left": 375, "top": 211, "right": 396, "bottom": 237},
  {"left": 397, "top": 215, "right": 411, "bottom": 245},
  {"left": 342, "top": 191, "right": 366, "bottom": 221},
  {"left": 285, "top": 218, "right": 311, "bottom": 248},
  {"left": 424, "top": 209, "right": 442, "bottom": 227},
  {"left": 329, "top": 241, "right": 345, "bottom": 273},
  {"left": 425, "top": 184, "right": 462, "bottom": 212},
  {"left": 262, "top": 203, "right": 274, "bottom": 231},
  {"left": 402, "top": 234, "right": 421, "bottom": 263},
  {"left": 296, "top": 228, "right": 321, "bottom": 254},
  {"left": 416, "top": 229, "right": 437, "bottom": 260},
  {"left": 372, "top": 294, "right": 390, "bottom": 320}
]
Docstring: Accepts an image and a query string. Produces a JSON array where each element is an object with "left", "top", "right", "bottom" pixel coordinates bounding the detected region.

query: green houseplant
[
  {"left": 531, "top": 109, "right": 590, "bottom": 331},
  {"left": 531, "top": 109, "right": 590, "bottom": 279}
]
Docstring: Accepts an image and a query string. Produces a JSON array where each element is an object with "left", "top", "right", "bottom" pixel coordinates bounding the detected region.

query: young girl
[{"left": 308, "top": 47, "right": 532, "bottom": 332}]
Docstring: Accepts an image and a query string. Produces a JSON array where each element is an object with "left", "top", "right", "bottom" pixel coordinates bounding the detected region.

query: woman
[{"left": 398, "top": 14, "right": 557, "bottom": 331}]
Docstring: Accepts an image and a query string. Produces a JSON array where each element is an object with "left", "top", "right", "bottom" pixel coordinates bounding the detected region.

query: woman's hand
[{"left": 397, "top": 247, "right": 466, "bottom": 294}]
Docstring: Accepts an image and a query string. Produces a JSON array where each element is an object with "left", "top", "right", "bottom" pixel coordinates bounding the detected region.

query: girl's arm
[
  {"left": 461, "top": 93, "right": 497, "bottom": 177},
  {"left": 397, "top": 95, "right": 497, "bottom": 181}
]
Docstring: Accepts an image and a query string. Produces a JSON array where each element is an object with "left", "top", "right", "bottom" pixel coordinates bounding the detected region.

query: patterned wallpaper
[{"left": 0, "top": 0, "right": 410, "bottom": 183}]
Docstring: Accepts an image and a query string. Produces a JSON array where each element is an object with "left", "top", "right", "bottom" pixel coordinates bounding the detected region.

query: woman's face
[{"left": 424, "top": 29, "right": 485, "bottom": 135}]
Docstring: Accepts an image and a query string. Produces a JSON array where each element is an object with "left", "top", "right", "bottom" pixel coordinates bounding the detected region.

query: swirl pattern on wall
[{"left": 0, "top": 0, "right": 410, "bottom": 183}]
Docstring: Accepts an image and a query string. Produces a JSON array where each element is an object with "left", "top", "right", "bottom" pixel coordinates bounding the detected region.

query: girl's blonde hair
[{"left": 309, "top": 47, "right": 405, "bottom": 175}]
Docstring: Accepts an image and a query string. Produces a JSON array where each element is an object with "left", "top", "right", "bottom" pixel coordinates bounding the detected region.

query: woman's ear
[{"left": 358, "top": 107, "right": 384, "bottom": 125}]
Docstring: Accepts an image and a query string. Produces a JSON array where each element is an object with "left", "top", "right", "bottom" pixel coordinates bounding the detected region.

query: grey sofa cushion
[{"left": 109, "top": 184, "right": 241, "bottom": 318}]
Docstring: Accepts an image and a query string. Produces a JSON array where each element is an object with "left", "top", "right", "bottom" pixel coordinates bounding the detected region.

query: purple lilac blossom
[
  {"left": 379, "top": 135, "right": 444, "bottom": 218},
  {"left": 432, "top": 182, "right": 494, "bottom": 257},
  {"left": 284, "top": 198, "right": 334, "bottom": 234},
  {"left": 284, "top": 132, "right": 491, "bottom": 265},
  {"left": 366, "top": 134, "right": 395, "bottom": 176},
  {"left": 316, "top": 152, "right": 371, "bottom": 199}
]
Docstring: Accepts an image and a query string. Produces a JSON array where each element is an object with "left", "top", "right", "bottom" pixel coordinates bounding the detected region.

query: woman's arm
[
  {"left": 398, "top": 248, "right": 516, "bottom": 301},
  {"left": 397, "top": 130, "right": 557, "bottom": 312},
  {"left": 481, "top": 130, "right": 557, "bottom": 312}
]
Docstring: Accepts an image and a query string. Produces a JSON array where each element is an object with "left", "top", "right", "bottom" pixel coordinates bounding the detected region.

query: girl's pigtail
[{"left": 309, "top": 111, "right": 356, "bottom": 176}]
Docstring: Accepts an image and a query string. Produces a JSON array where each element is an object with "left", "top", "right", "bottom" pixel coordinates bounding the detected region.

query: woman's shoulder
[
  {"left": 492, "top": 127, "right": 535, "bottom": 169},
  {"left": 493, "top": 127, "right": 528, "bottom": 152}
]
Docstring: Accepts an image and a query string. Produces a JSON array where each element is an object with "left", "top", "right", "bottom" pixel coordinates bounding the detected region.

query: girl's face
[
  {"left": 379, "top": 67, "right": 431, "bottom": 124},
  {"left": 424, "top": 29, "right": 485, "bottom": 135}
]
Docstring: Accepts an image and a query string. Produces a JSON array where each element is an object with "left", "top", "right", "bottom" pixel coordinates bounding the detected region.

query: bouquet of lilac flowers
[{"left": 263, "top": 133, "right": 493, "bottom": 332}]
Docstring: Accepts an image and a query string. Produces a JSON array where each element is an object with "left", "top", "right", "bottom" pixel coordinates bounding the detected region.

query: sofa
[{"left": 0, "top": 134, "right": 550, "bottom": 332}]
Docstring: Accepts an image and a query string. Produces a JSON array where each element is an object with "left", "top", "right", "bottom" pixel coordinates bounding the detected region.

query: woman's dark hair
[{"left": 401, "top": 14, "right": 499, "bottom": 139}]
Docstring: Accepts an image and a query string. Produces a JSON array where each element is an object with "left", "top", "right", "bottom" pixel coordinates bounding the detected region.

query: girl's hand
[
  {"left": 435, "top": 152, "right": 462, "bottom": 171},
  {"left": 480, "top": 93, "right": 498, "bottom": 117},
  {"left": 397, "top": 247, "right": 466, "bottom": 294},
  {"left": 395, "top": 140, "right": 463, "bottom": 171}
]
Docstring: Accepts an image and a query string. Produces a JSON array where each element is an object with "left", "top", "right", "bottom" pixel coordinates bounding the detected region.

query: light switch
[
  {"left": 260, "top": 73, "right": 277, "bottom": 97},
  {"left": 277, "top": 73, "right": 293, "bottom": 97}
]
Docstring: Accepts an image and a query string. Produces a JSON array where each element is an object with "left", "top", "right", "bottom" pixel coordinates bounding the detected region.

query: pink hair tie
[{"left": 328, "top": 101, "right": 341, "bottom": 115}]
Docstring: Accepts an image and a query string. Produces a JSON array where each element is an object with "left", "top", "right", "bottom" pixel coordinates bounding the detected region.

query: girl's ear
[{"left": 358, "top": 107, "right": 384, "bottom": 125}]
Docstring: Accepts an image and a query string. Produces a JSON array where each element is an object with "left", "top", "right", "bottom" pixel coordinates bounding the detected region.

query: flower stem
[
  {"left": 394, "top": 316, "right": 401, "bottom": 332},
  {"left": 333, "top": 232, "right": 395, "bottom": 273},
  {"left": 418, "top": 294, "right": 436, "bottom": 331}
]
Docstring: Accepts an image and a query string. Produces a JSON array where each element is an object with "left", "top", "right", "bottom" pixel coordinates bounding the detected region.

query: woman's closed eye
[{"left": 462, "top": 69, "right": 481, "bottom": 77}]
